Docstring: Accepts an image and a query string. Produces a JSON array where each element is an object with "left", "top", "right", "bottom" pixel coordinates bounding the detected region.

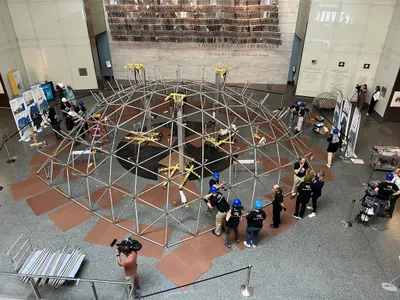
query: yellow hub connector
[
  {"left": 214, "top": 66, "right": 232, "bottom": 78},
  {"left": 164, "top": 93, "right": 187, "bottom": 104},
  {"left": 124, "top": 63, "right": 144, "bottom": 74}
]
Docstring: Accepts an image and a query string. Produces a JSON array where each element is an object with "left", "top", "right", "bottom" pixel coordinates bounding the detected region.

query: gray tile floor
[{"left": 0, "top": 87, "right": 400, "bottom": 300}]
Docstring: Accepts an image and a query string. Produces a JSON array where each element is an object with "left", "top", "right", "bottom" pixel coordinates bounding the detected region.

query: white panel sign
[
  {"left": 9, "top": 96, "right": 31, "bottom": 141},
  {"left": 346, "top": 108, "right": 361, "bottom": 158},
  {"left": 333, "top": 91, "right": 343, "bottom": 129},
  {"left": 339, "top": 98, "right": 352, "bottom": 141},
  {"left": 298, "top": 67, "right": 324, "bottom": 93},
  {"left": 324, "top": 69, "right": 352, "bottom": 94}
]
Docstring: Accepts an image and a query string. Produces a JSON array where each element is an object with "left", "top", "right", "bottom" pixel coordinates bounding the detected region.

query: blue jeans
[{"left": 246, "top": 227, "right": 261, "bottom": 245}]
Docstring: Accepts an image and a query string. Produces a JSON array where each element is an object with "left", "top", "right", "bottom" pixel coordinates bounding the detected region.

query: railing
[{"left": 0, "top": 265, "right": 254, "bottom": 299}]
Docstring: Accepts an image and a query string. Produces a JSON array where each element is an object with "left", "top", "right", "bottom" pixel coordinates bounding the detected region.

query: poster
[
  {"left": 31, "top": 84, "right": 49, "bottom": 125},
  {"left": 346, "top": 108, "right": 361, "bottom": 158},
  {"left": 298, "top": 67, "right": 324, "bottom": 93},
  {"left": 333, "top": 91, "right": 343, "bottom": 129},
  {"left": 338, "top": 98, "right": 352, "bottom": 144},
  {"left": 23, "top": 90, "right": 42, "bottom": 132},
  {"left": 324, "top": 69, "right": 352, "bottom": 94},
  {"left": 390, "top": 91, "right": 400, "bottom": 107},
  {"left": 9, "top": 96, "right": 31, "bottom": 141}
]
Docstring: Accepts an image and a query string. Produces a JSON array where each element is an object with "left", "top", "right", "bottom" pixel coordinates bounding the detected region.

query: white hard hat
[{"left": 62, "top": 97, "right": 67, "bottom": 102}]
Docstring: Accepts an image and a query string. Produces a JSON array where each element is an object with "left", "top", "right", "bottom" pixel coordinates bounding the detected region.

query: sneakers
[
  {"left": 225, "top": 243, "right": 232, "bottom": 248},
  {"left": 308, "top": 212, "right": 317, "bottom": 218},
  {"left": 307, "top": 205, "right": 313, "bottom": 210},
  {"left": 211, "top": 229, "right": 220, "bottom": 237},
  {"left": 251, "top": 242, "right": 256, "bottom": 248},
  {"left": 235, "top": 239, "right": 240, "bottom": 243},
  {"left": 243, "top": 241, "right": 251, "bottom": 248},
  {"left": 292, "top": 213, "right": 302, "bottom": 220},
  {"left": 366, "top": 113, "right": 369, "bottom": 116},
  {"left": 326, "top": 164, "right": 331, "bottom": 168}
]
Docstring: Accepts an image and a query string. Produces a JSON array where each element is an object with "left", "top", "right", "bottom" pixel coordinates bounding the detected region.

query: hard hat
[
  {"left": 293, "top": 99, "right": 298, "bottom": 105},
  {"left": 209, "top": 186, "right": 218, "bottom": 194},
  {"left": 62, "top": 97, "right": 67, "bottom": 103},
  {"left": 254, "top": 200, "right": 263, "bottom": 210},
  {"left": 79, "top": 101, "right": 84, "bottom": 106},
  {"left": 233, "top": 198, "right": 241, "bottom": 207},
  {"left": 386, "top": 173, "right": 394, "bottom": 181},
  {"left": 212, "top": 172, "right": 220, "bottom": 180},
  {"left": 299, "top": 102, "right": 305, "bottom": 107},
  {"left": 333, "top": 128, "right": 339, "bottom": 134}
]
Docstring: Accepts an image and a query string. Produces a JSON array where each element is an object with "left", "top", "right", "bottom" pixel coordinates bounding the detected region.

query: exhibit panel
[
  {"left": 296, "top": 0, "right": 396, "bottom": 98},
  {"left": 105, "top": 0, "right": 301, "bottom": 83}
]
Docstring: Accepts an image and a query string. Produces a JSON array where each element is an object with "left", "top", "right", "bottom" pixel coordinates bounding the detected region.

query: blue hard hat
[
  {"left": 386, "top": 173, "right": 394, "bottom": 181},
  {"left": 209, "top": 186, "right": 218, "bottom": 193},
  {"left": 233, "top": 198, "right": 241, "bottom": 207},
  {"left": 254, "top": 200, "right": 263, "bottom": 210},
  {"left": 293, "top": 99, "right": 298, "bottom": 105},
  {"left": 333, "top": 128, "right": 339, "bottom": 134},
  {"left": 79, "top": 101, "right": 84, "bottom": 106},
  {"left": 299, "top": 102, "right": 305, "bottom": 107},
  {"left": 212, "top": 172, "right": 220, "bottom": 179}
]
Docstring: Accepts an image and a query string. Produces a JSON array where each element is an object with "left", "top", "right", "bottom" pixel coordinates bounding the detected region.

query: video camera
[{"left": 110, "top": 237, "right": 142, "bottom": 253}]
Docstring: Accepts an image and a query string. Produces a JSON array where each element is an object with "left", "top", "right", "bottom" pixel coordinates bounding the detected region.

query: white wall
[
  {"left": 7, "top": 0, "right": 98, "bottom": 90},
  {"left": 295, "top": 0, "right": 311, "bottom": 39},
  {"left": 0, "top": 0, "right": 29, "bottom": 99},
  {"left": 90, "top": 0, "right": 106, "bottom": 35},
  {"left": 296, "top": 0, "right": 396, "bottom": 99},
  {"left": 107, "top": 0, "right": 301, "bottom": 84},
  {"left": 370, "top": 1, "right": 400, "bottom": 117}
]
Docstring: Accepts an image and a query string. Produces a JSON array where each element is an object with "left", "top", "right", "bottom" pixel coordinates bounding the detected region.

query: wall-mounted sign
[
  {"left": 363, "top": 64, "right": 370, "bottom": 69},
  {"left": 381, "top": 86, "right": 387, "bottom": 98},
  {"left": 312, "top": 60, "right": 317, "bottom": 65},
  {"left": 338, "top": 62, "right": 345, "bottom": 67},
  {"left": 390, "top": 91, "right": 400, "bottom": 107}
]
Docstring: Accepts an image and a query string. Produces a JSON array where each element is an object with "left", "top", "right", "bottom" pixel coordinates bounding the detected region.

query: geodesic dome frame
[{"left": 37, "top": 66, "right": 312, "bottom": 248}]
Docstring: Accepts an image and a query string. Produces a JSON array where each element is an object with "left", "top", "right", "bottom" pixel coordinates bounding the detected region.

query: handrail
[{"left": 0, "top": 271, "right": 131, "bottom": 286}]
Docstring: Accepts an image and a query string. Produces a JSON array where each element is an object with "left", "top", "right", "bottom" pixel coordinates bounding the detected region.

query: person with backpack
[
  {"left": 244, "top": 200, "right": 266, "bottom": 248},
  {"left": 224, "top": 198, "right": 243, "bottom": 248}
]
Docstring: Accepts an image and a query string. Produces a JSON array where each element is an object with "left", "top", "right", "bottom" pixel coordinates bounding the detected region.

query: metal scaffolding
[{"left": 37, "top": 66, "right": 312, "bottom": 248}]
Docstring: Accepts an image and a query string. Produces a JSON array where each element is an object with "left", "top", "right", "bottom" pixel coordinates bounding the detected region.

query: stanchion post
[
  {"left": 341, "top": 199, "right": 356, "bottom": 227},
  {"left": 29, "top": 278, "right": 41, "bottom": 300},
  {"left": 2, "top": 128, "right": 17, "bottom": 163},
  {"left": 240, "top": 265, "right": 254, "bottom": 297},
  {"left": 91, "top": 281, "right": 99, "bottom": 300}
]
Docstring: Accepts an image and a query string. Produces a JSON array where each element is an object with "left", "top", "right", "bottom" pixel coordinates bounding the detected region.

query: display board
[
  {"left": 32, "top": 84, "right": 49, "bottom": 123},
  {"left": 40, "top": 82, "right": 55, "bottom": 101},
  {"left": 23, "top": 90, "right": 42, "bottom": 132},
  {"left": 9, "top": 96, "right": 31, "bottom": 141},
  {"left": 333, "top": 91, "right": 343, "bottom": 129},
  {"left": 339, "top": 98, "right": 351, "bottom": 144},
  {"left": 346, "top": 107, "right": 361, "bottom": 158}
]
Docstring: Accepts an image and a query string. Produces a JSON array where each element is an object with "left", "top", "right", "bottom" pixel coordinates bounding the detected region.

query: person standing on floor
[
  {"left": 209, "top": 172, "right": 224, "bottom": 190},
  {"left": 291, "top": 157, "right": 309, "bottom": 197},
  {"left": 367, "top": 86, "right": 381, "bottom": 116},
  {"left": 308, "top": 170, "right": 325, "bottom": 218},
  {"left": 357, "top": 84, "right": 367, "bottom": 110},
  {"left": 387, "top": 168, "right": 400, "bottom": 218},
  {"left": 326, "top": 128, "right": 342, "bottom": 168},
  {"left": 205, "top": 186, "right": 230, "bottom": 237},
  {"left": 288, "top": 99, "right": 299, "bottom": 129},
  {"left": 375, "top": 173, "right": 400, "bottom": 218},
  {"left": 116, "top": 244, "right": 141, "bottom": 298},
  {"left": 48, "top": 107, "right": 62, "bottom": 140},
  {"left": 270, "top": 184, "right": 287, "bottom": 228},
  {"left": 244, "top": 200, "right": 266, "bottom": 248},
  {"left": 224, "top": 198, "right": 243, "bottom": 248},
  {"left": 294, "top": 102, "right": 306, "bottom": 133},
  {"left": 292, "top": 174, "right": 313, "bottom": 220}
]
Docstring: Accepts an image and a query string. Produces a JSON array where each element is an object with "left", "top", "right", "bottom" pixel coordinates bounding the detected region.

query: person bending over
[
  {"left": 116, "top": 245, "right": 141, "bottom": 298},
  {"left": 375, "top": 173, "right": 400, "bottom": 218},
  {"left": 387, "top": 168, "right": 400, "bottom": 218}
]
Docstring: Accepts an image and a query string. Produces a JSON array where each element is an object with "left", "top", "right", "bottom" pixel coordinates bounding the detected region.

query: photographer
[
  {"left": 356, "top": 84, "right": 367, "bottom": 110},
  {"left": 116, "top": 243, "right": 141, "bottom": 298}
]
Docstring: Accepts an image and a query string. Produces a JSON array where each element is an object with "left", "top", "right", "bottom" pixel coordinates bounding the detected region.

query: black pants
[
  {"left": 311, "top": 194, "right": 320, "bottom": 213},
  {"left": 368, "top": 100, "right": 377, "bottom": 114},
  {"left": 272, "top": 205, "right": 282, "bottom": 227},
  {"left": 295, "top": 198, "right": 308, "bottom": 218},
  {"left": 388, "top": 195, "right": 399, "bottom": 217},
  {"left": 51, "top": 123, "right": 62, "bottom": 139}
]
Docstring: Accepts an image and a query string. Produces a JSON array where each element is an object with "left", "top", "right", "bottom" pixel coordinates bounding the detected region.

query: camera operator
[
  {"left": 356, "top": 84, "right": 367, "bottom": 110},
  {"left": 116, "top": 244, "right": 141, "bottom": 298}
]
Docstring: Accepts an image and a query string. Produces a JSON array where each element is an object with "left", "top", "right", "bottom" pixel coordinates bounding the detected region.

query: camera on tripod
[{"left": 110, "top": 237, "right": 142, "bottom": 253}]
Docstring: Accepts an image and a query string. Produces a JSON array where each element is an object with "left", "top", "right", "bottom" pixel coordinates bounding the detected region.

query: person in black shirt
[
  {"left": 292, "top": 174, "right": 313, "bottom": 219},
  {"left": 205, "top": 186, "right": 230, "bottom": 236},
  {"left": 48, "top": 107, "right": 62, "bottom": 140},
  {"left": 291, "top": 157, "right": 309, "bottom": 197},
  {"left": 224, "top": 198, "right": 243, "bottom": 248},
  {"left": 294, "top": 102, "right": 306, "bottom": 132},
  {"left": 326, "top": 128, "right": 342, "bottom": 168},
  {"left": 270, "top": 184, "right": 286, "bottom": 228},
  {"left": 209, "top": 172, "right": 224, "bottom": 190},
  {"left": 288, "top": 99, "right": 299, "bottom": 129},
  {"left": 375, "top": 173, "right": 400, "bottom": 217},
  {"left": 244, "top": 200, "right": 266, "bottom": 248},
  {"left": 307, "top": 170, "right": 325, "bottom": 217}
]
